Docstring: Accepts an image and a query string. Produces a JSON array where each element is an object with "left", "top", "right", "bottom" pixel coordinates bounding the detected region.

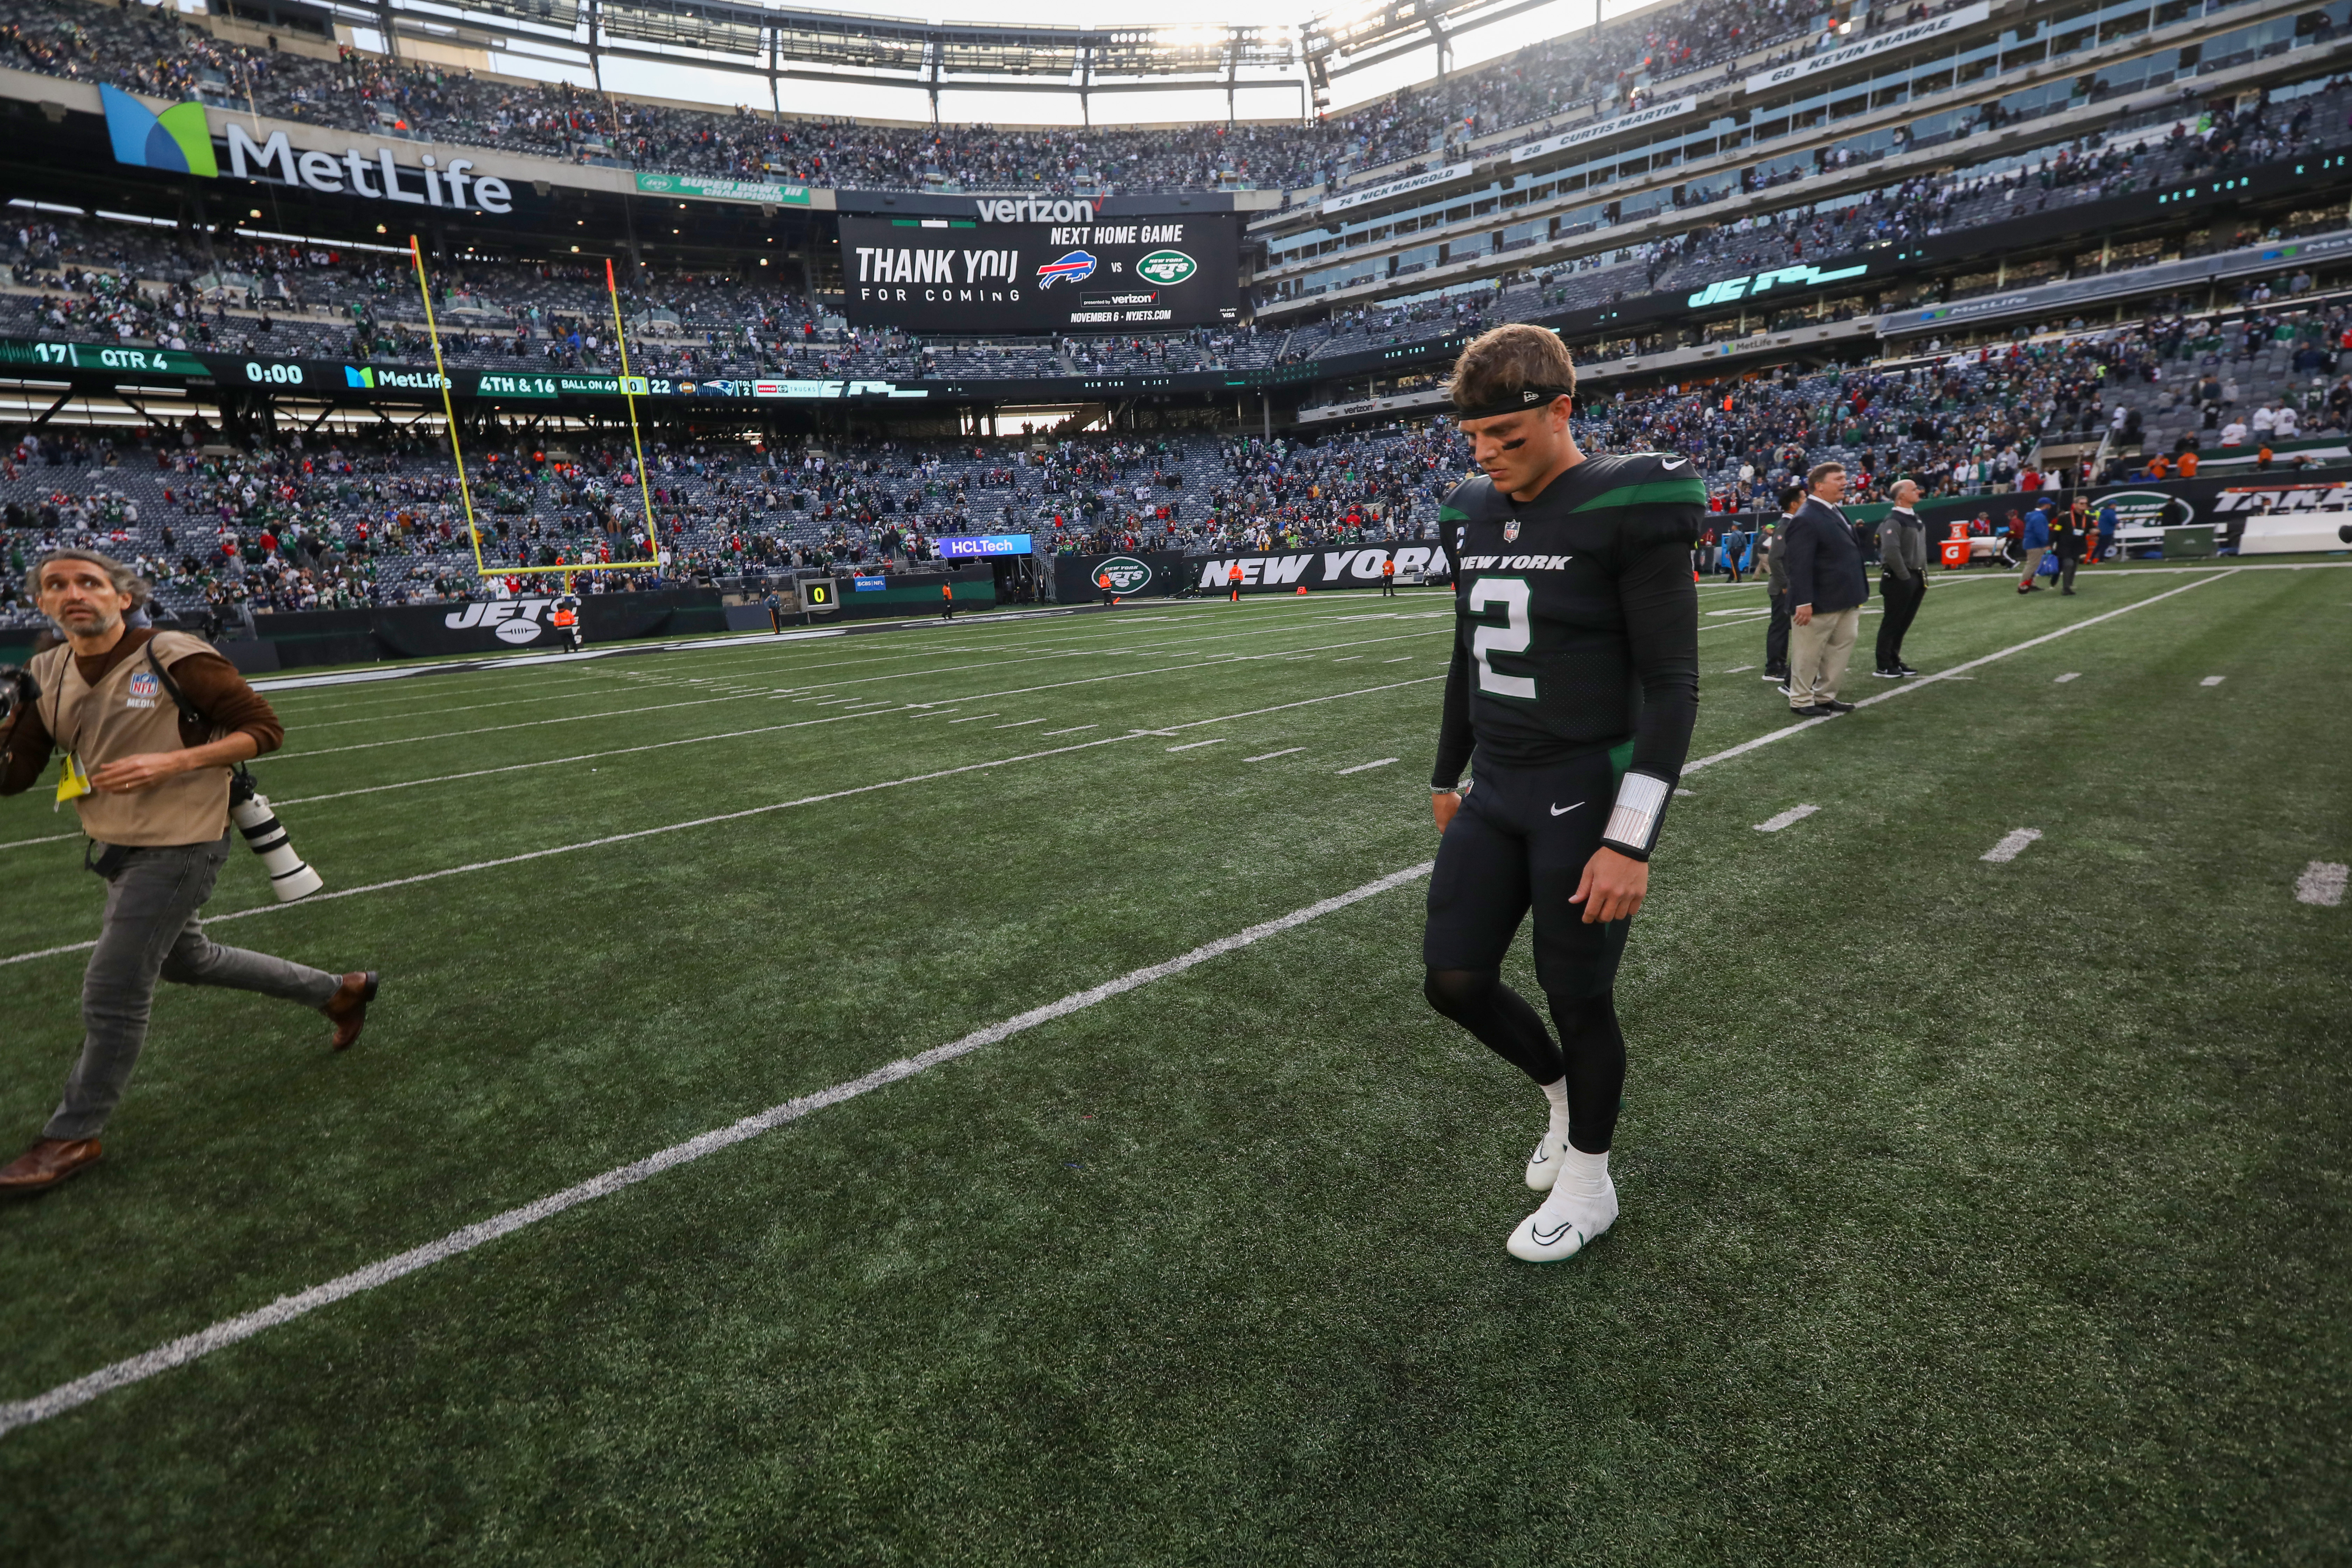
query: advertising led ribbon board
[{"left": 838, "top": 214, "right": 1240, "bottom": 333}]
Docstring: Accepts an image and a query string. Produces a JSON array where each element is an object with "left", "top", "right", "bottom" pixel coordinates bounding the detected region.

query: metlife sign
[
  {"left": 1744, "top": 0, "right": 1990, "bottom": 95},
  {"left": 101, "top": 87, "right": 520, "bottom": 214}
]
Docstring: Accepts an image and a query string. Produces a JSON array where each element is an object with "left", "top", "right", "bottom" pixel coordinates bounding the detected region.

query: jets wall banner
[
  {"left": 1056, "top": 545, "right": 1453, "bottom": 601},
  {"left": 838, "top": 214, "right": 1241, "bottom": 333}
]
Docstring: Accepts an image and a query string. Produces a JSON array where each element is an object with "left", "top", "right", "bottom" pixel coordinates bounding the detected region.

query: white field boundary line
[
  {"left": 251, "top": 590, "right": 1450, "bottom": 702},
  {"left": 0, "top": 859, "right": 1436, "bottom": 1441},
  {"left": 0, "top": 677, "right": 1442, "bottom": 968},
  {"left": 272, "top": 609, "right": 1343, "bottom": 713},
  {"left": 1680, "top": 571, "right": 2241, "bottom": 778},
  {"left": 273, "top": 627, "right": 1444, "bottom": 761}
]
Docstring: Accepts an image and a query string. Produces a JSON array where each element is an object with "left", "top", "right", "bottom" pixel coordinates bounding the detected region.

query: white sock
[
  {"left": 1555, "top": 1146, "right": 1610, "bottom": 1203},
  {"left": 1539, "top": 1077, "right": 1571, "bottom": 1140}
]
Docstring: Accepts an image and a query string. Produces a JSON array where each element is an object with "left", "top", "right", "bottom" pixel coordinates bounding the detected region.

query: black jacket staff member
[
  {"left": 0, "top": 550, "right": 377, "bottom": 1196},
  {"left": 1781, "top": 462, "right": 1869, "bottom": 717},
  {"left": 1423, "top": 323, "right": 1701, "bottom": 1265}
]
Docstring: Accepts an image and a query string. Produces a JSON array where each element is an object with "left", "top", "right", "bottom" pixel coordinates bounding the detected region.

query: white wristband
[{"left": 1601, "top": 770, "right": 1673, "bottom": 860}]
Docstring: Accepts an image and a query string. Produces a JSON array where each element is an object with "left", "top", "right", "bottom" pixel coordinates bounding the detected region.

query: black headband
[{"left": 1452, "top": 385, "right": 1575, "bottom": 422}]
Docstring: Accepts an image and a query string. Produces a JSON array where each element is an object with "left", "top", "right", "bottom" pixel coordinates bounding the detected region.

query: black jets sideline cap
[{"left": 1453, "top": 385, "right": 1575, "bottom": 422}]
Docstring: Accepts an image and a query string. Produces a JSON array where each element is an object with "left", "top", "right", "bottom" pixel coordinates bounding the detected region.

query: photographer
[{"left": 0, "top": 550, "right": 377, "bottom": 1196}]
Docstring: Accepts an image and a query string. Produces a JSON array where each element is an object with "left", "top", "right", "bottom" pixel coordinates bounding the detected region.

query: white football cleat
[
  {"left": 1506, "top": 1178, "right": 1619, "bottom": 1264},
  {"left": 1525, "top": 1130, "right": 1570, "bottom": 1192}
]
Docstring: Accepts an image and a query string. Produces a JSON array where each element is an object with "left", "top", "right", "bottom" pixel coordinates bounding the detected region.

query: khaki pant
[
  {"left": 2018, "top": 546, "right": 2048, "bottom": 586},
  {"left": 1788, "top": 605, "right": 1861, "bottom": 709}
]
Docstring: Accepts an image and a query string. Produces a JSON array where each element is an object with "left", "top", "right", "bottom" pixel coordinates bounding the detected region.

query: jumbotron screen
[{"left": 838, "top": 212, "right": 1241, "bottom": 333}]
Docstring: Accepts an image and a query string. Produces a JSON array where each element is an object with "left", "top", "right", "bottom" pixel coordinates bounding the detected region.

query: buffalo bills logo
[
  {"left": 128, "top": 671, "right": 160, "bottom": 700},
  {"left": 1036, "top": 251, "right": 1098, "bottom": 290}
]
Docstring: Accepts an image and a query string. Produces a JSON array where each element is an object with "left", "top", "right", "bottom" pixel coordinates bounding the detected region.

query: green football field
[{"left": 1, "top": 563, "right": 2346, "bottom": 1564}]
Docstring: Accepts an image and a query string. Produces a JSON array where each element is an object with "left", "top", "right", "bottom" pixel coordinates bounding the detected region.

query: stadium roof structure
[{"left": 301, "top": 0, "right": 1614, "bottom": 119}]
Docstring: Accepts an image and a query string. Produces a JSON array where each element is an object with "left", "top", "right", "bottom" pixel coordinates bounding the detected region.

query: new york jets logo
[
  {"left": 1135, "top": 250, "right": 1197, "bottom": 287},
  {"left": 1095, "top": 555, "right": 1153, "bottom": 593}
]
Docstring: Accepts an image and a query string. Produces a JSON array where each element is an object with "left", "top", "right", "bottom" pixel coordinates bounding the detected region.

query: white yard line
[
  {"left": 1337, "top": 758, "right": 1398, "bottom": 775},
  {"left": 1681, "top": 572, "right": 2241, "bottom": 779},
  {"left": 0, "top": 860, "right": 1436, "bottom": 1440},
  {"left": 2295, "top": 861, "right": 2348, "bottom": 906},
  {"left": 0, "top": 677, "right": 1441, "bottom": 968},
  {"left": 1981, "top": 828, "right": 2044, "bottom": 863},
  {"left": 1754, "top": 804, "right": 1820, "bottom": 833}
]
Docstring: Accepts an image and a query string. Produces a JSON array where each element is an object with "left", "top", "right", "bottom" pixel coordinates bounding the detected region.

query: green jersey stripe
[
  {"left": 1437, "top": 505, "right": 1472, "bottom": 522},
  {"left": 1568, "top": 477, "right": 1708, "bottom": 513}
]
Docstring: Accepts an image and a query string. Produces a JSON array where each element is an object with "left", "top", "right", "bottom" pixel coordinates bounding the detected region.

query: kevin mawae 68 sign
[{"left": 837, "top": 212, "right": 1241, "bottom": 334}]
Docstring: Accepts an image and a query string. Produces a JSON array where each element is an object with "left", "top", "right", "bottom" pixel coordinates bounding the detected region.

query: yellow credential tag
[{"left": 55, "top": 752, "right": 92, "bottom": 809}]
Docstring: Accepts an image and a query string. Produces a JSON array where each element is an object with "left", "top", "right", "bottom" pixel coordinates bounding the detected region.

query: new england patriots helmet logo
[{"left": 1037, "top": 251, "right": 1098, "bottom": 289}]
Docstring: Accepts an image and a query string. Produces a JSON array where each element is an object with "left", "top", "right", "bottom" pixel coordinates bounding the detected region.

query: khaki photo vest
[{"left": 30, "top": 631, "right": 231, "bottom": 847}]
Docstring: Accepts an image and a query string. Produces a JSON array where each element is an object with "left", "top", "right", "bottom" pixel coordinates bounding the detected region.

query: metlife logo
[
  {"left": 100, "top": 89, "right": 521, "bottom": 215},
  {"left": 225, "top": 124, "right": 515, "bottom": 212}
]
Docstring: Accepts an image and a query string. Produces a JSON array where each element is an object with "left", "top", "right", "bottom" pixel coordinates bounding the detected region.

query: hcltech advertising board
[{"left": 839, "top": 211, "right": 1240, "bottom": 333}]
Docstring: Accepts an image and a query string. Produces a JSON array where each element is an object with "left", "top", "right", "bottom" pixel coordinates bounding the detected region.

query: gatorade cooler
[{"left": 1940, "top": 537, "right": 1970, "bottom": 569}]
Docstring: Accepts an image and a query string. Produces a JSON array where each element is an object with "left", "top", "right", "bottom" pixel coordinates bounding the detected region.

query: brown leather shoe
[
  {"left": 0, "top": 1138, "right": 103, "bottom": 1194},
  {"left": 323, "top": 970, "right": 379, "bottom": 1051}
]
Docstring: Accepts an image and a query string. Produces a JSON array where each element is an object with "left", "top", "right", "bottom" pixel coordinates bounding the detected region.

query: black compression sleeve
[
  {"left": 1618, "top": 539, "right": 1700, "bottom": 786},
  {"left": 1430, "top": 631, "right": 1475, "bottom": 789}
]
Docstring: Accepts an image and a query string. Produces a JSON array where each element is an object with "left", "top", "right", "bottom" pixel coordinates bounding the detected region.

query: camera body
[
  {"left": 0, "top": 664, "right": 37, "bottom": 726},
  {"left": 227, "top": 769, "right": 323, "bottom": 902}
]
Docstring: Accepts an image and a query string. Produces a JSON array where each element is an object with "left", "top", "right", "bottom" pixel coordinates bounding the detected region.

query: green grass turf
[{"left": 0, "top": 564, "right": 2347, "bottom": 1564}]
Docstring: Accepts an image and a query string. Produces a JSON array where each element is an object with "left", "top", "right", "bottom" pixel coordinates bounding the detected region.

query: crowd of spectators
[
  {"left": 13, "top": 287, "right": 2352, "bottom": 632},
  {"left": 0, "top": 0, "right": 1842, "bottom": 196}
]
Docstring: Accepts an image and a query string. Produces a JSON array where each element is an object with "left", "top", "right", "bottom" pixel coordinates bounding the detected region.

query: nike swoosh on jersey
[
  {"left": 1549, "top": 801, "right": 1584, "bottom": 816},
  {"left": 1660, "top": 458, "right": 1688, "bottom": 469}
]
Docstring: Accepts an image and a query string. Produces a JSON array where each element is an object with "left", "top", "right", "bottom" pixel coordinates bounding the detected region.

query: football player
[{"left": 1422, "top": 324, "right": 1701, "bottom": 1263}]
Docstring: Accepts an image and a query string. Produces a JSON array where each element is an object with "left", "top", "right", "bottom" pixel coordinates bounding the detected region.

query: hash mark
[
  {"left": 1166, "top": 738, "right": 1226, "bottom": 752},
  {"left": 1754, "top": 804, "right": 1820, "bottom": 833},
  {"left": 2201, "top": 676, "right": 2227, "bottom": 686},
  {"left": 1244, "top": 748, "right": 1304, "bottom": 762},
  {"left": 2296, "top": 861, "right": 2349, "bottom": 906},
  {"left": 2054, "top": 672, "right": 2081, "bottom": 683},
  {"left": 1981, "top": 828, "right": 2043, "bottom": 863},
  {"left": 1337, "top": 758, "right": 1399, "bottom": 775}
]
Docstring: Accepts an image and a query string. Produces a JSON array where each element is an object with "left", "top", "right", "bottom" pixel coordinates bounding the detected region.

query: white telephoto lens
[{"left": 229, "top": 791, "right": 324, "bottom": 902}]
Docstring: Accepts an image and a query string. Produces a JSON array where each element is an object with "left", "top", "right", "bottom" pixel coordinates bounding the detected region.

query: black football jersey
[{"left": 1432, "top": 453, "right": 1703, "bottom": 784}]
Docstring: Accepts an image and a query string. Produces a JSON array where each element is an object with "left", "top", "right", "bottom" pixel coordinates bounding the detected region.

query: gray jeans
[{"left": 47, "top": 834, "right": 340, "bottom": 1140}]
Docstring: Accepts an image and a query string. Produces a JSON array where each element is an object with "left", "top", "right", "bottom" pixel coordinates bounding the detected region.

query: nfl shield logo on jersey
[{"left": 1503, "top": 519, "right": 1520, "bottom": 543}]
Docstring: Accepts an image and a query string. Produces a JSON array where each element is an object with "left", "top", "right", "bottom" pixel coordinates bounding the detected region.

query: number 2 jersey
[{"left": 1430, "top": 452, "right": 1703, "bottom": 813}]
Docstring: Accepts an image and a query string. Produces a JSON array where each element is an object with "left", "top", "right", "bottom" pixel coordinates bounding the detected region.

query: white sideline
[
  {"left": 1679, "top": 571, "right": 2240, "bottom": 778},
  {"left": 0, "top": 859, "right": 1437, "bottom": 1440},
  {"left": 0, "top": 677, "right": 1442, "bottom": 968}
]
